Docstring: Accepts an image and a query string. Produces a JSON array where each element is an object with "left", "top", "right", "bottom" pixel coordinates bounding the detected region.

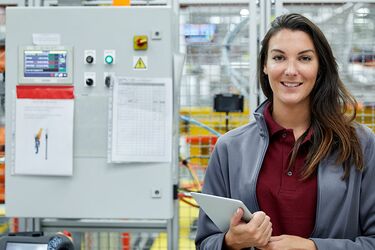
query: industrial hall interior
[{"left": 0, "top": 0, "right": 374, "bottom": 249}]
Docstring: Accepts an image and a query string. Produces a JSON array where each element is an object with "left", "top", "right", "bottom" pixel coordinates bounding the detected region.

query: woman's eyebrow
[
  {"left": 298, "top": 49, "right": 315, "bottom": 55},
  {"left": 270, "top": 49, "right": 284, "bottom": 54},
  {"left": 269, "top": 49, "right": 316, "bottom": 54}
]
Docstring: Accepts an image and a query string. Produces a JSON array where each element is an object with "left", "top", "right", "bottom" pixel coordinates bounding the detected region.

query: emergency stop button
[{"left": 134, "top": 35, "right": 148, "bottom": 50}]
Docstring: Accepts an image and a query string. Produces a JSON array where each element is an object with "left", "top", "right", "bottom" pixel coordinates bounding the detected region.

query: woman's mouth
[{"left": 281, "top": 81, "right": 303, "bottom": 87}]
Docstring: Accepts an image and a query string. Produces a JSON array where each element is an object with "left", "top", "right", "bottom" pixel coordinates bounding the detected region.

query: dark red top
[{"left": 256, "top": 103, "right": 317, "bottom": 238}]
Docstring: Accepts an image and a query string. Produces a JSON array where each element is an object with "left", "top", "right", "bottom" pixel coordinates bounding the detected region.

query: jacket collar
[
  {"left": 253, "top": 100, "right": 314, "bottom": 143},
  {"left": 253, "top": 100, "right": 270, "bottom": 138}
]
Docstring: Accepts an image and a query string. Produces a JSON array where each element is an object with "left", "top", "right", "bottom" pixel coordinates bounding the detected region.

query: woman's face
[{"left": 263, "top": 29, "right": 319, "bottom": 109}]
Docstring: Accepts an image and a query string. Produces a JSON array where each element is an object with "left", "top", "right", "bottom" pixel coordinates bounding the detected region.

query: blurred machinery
[{"left": 0, "top": 232, "right": 74, "bottom": 250}]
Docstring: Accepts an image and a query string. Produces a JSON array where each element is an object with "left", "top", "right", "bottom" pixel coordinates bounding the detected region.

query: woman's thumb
[{"left": 230, "top": 208, "right": 244, "bottom": 226}]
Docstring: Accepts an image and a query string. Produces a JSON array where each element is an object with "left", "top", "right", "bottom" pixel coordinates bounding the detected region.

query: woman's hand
[
  {"left": 224, "top": 209, "right": 272, "bottom": 250},
  {"left": 258, "top": 235, "right": 317, "bottom": 250}
]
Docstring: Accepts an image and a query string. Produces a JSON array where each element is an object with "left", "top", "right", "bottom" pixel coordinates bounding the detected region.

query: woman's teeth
[{"left": 282, "top": 82, "right": 302, "bottom": 87}]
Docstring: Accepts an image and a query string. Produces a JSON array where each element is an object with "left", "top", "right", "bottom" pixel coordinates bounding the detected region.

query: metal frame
[
  {"left": 257, "top": 0, "right": 272, "bottom": 104},
  {"left": 248, "top": 0, "right": 258, "bottom": 119},
  {"left": 277, "top": 0, "right": 375, "bottom": 3},
  {"left": 40, "top": 219, "right": 171, "bottom": 233},
  {"left": 83, "top": 0, "right": 170, "bottom": 5},
  {"left": 275, "top": 0, "right": 375, "bottom": 16},
  {"left": 38, "top": 219, "right": 174, "bottom": 249},
  {"left": 179, "top": 0, "right": 250, "bottom": 4},
  {"left": 171, "top": 1, "right": 181, "bottom": 246},
  {"left": 33, "top": 0, "right": 171, "bottom": 6},
  {"left": 0, "top": 0, "right": 25, "bottom": 5}
]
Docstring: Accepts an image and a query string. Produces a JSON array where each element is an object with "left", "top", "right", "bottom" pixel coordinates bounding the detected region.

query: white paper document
[
  {"left": 14, "top": 98, "right": 74, "bottom": 176},
  {"left": 109, "top": 77, "right": 172, "bottom": 162}
]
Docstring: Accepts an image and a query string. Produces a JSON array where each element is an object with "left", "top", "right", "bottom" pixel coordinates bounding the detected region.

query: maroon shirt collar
[
  {"left": 264, "top": 102, "right": 285, "bottom": 137},
  {"left": 263, "top": 102, "right": 313, "bottom": 143}
]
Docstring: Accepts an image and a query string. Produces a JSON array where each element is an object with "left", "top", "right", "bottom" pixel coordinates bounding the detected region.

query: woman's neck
[{"left": 271, "top": 101, "right": 311, "bottom": 140}]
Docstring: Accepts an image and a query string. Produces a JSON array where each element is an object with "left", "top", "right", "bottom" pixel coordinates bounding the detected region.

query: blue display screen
[
  {"left": 24, "top": 50, "right": 68, "bottom": 78},
  {"left": 183, "top": 24, "right": 216, "bottom": 43}
]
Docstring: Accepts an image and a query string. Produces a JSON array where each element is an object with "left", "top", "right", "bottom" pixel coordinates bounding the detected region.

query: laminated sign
[{"left": 14, "top": 86, "right": 74, "bottom": 176}]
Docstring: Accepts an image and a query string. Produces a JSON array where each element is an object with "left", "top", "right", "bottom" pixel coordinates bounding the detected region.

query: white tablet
[{"left": 191, "top": 192, "right": 253, "bottom": 232}]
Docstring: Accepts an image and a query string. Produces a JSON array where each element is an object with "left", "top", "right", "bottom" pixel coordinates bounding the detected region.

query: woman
[{"left": 195, "top": 13, "right": 375, "bottom": 250}]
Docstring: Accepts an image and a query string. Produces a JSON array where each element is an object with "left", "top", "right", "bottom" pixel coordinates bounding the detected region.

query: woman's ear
[{"left": 263, "top": 65, "right": 268, "bottom": 75}]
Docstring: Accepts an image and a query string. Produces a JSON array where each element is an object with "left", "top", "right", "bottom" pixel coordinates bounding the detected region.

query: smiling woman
[
  {"left": 196, "top": 13, "right": 375, "bottom": 250},
  {"left": 263, "top": 29, "right": 319, "bottom": 139}
]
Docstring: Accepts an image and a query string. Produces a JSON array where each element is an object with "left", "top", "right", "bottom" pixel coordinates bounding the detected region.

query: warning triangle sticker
[{"left": 134, "top": 57, "right": 147, "bottom": 69}]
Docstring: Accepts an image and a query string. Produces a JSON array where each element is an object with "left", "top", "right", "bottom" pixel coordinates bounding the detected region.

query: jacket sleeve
[
  {"left": 195, "top": 141, "right": 229, "bottom": 250},
  {"left": 311, "top": 127, "right": 375, "bottom": 249}
]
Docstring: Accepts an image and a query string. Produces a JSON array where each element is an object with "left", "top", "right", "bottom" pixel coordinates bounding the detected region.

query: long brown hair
[{"left": 258, "top": 13, "right": 363, "bottom": 180}]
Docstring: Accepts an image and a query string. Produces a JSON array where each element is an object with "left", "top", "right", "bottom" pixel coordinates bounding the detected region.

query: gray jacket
[{"left": 195, "top": 102, "right": 375, "bottom": 249}]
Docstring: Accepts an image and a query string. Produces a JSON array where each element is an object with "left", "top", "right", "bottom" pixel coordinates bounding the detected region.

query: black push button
[
  {"left": 86, "top": 78, "right": 94, "bottom": 86},
  {"left": 105, "top": 75, "right": 111, "bottom": 88},
  {"left": 86, "top": 55, "right": 94, "bottom": 64}
]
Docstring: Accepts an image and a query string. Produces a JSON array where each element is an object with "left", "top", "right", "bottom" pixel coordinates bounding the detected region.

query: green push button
[{"left": 105, "top": 55, "right": 114, "bottom": 64}]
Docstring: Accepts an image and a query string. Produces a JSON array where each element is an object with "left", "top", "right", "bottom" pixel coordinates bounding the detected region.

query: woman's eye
[
  {"left": 300, "top": 56, "right": 312, "bottom": 61},
  {"left": 272, "top": 55, "right": 284, "bottom": 61}
]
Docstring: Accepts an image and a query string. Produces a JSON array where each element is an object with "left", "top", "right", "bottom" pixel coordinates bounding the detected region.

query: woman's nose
[{"left": 284, "top": 60, "right": 298, "bottom": 76}]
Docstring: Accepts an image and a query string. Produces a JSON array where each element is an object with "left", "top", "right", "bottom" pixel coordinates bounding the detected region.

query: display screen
[
  {"left": 6, "top": 242, "right": 48, "bottom": 250},
  {"left": 24, "top": 50, "right": 68, "bottom": 78},
  {"left": 183, "top": 24, "right": 216, "bottom": 43}
]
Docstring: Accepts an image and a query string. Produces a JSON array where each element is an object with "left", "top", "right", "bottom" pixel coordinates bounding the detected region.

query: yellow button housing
[{"left": 134, "top": 35, "right": 148, "bottom": 50}]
